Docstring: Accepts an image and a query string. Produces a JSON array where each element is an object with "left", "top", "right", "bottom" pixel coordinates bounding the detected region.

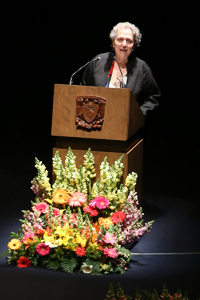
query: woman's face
[{"left": 113, "top": 28, "right": 134, "bottom": 62}]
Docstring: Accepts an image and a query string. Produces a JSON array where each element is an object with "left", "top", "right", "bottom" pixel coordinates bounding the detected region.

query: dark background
[
  {"left": 1, "top": 3, "right": 200, "bottom": 299},
  {"left": 2, "top": 3, "right": 199, "bottom": 140},
  {"left": 1, "top": 3, "right": 199, "bottom": 204}
]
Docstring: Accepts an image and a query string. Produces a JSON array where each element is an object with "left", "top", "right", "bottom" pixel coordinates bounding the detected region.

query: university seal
[{"left": 75, "top": 96, "right": 106, "bottom": 130}]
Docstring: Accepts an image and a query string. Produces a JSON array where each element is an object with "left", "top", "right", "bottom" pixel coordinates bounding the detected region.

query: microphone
[
  {"left": 69, "top": 57, "right": 101, "bottom": 85},
  {"left": 113, "top": 55, "right": 124, "bottom": 88}
]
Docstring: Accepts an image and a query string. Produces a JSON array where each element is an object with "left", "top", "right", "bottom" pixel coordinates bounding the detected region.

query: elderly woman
[{"left": 81, "top": 22, "right": 161, "bottom": 116}]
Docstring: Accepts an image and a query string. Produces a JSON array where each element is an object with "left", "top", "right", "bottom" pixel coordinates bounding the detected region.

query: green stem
[{"left": 88, "top": 178, "right": 92, "bottom": 202}]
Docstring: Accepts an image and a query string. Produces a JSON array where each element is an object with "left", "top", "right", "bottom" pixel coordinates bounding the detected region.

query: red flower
[
  {"left": 17, "top": 256, "right": 31, "bottom": 268},
  {"left": 76, "top": 247, "right": 86, "bottom": 257},
  {"left": 111, "top": 211, "right": 126, "bottom": 223},
  {"left": 83, "top": 205, "right": 98, "bottom": 217}
]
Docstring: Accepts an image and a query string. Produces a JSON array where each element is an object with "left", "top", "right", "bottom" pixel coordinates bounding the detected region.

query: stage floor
[{"left": 0, "top": 136, "right": 199, "bottom": 300}]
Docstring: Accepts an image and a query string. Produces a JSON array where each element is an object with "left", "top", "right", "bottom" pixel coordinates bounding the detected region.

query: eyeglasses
[{"left": 116, "top": 38, "right": 133, "bottom": 45}]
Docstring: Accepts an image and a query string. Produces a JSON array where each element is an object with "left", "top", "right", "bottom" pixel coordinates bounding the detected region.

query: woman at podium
[{"left": 81, "top": 21, "right": 160, "bottom": 116}]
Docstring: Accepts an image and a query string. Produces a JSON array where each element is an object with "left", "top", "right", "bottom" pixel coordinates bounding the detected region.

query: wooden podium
[{"left": 51, "top": 84, "right": 145, "bottom": 204}]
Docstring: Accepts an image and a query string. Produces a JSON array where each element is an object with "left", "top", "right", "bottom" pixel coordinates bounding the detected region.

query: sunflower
[
  {"left": 52, "top": 189, "right": 70, "bottom": 205},
  {"left": 7, "top": 239, "right": 22, "bottom": 250}
]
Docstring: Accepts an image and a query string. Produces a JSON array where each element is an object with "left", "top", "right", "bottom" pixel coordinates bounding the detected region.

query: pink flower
[
  {"left": 21, "top": 232, "right": 34, "bottom": 243},
  {"left": 103, "top": 247, "right": 118, "bottom": 258},
  {"left": 68, "top": 192, "right": 86, "bottom": 207},
  {"left": 33, "top": 202, "right": 48, "bottom": 214},
  {"left": 53, "top": 208, "right": 60, "bottom": 216},
  {"left": 36, "top": 243, "right": 50, "bottom": 256},
  {"left": 83, "top": 205, "right": 98, "bottom": 217},
  {"left": 103, "top": 233, "right": 116, "bottom": 245},
  {"left": 89, "top": 199, "right": 96, "bottom": 208},
  {"left": 94, "top": 196, "right": 109, "bottom": 209},
  {"left": 70, "top": 213, "right": 78, "bottom": 224}
]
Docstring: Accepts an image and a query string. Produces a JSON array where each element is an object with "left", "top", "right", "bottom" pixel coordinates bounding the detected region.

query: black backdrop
[
  {"left": 2, "top": 3, "right": 199, "bottom": 141},
  {"left": 2, "top": 2, "right": 199, "bottom": 201},
  {"left": 1, "top": 4, "right": 200, "bottom": 297}
]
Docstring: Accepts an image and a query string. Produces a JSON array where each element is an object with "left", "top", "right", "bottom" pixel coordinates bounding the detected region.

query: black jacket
[{"left": 81, "top": 52, "right": 161, "bottom": 116}]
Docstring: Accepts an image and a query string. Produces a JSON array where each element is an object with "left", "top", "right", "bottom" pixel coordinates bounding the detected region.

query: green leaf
[
  {"left": 0, "top": 250, "right": 9, "bottom": 258},
  {"left": 60, "top": 257, "right": 78, "bottom": 274},
  {"left": 114, "top": 265, "right": 125, "bottom": 275},
  {"left": 10, "top": 231, "right": 23, "bottom": 239},
  {"left": 49, "top": 247, "right": 65, "bottom": 261},
  {"left": 44, "top": 259, "right": 60, "bottom": 271}
]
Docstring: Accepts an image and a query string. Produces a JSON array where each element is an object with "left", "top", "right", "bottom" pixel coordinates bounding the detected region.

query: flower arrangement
[{"left": 4, "top": 148, "right": 153, "bottom": 275}]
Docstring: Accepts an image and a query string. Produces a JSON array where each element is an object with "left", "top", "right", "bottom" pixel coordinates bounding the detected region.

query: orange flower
[
  {"left": 98, "top": 217, "right": 113, "bottom": 229},
  {"left": 52, "top": 190, "right": 70, "bottom": 205},
  {"left": 42, "top": 227, "right": 52, "bottom": 236},
  {"left": 93, "top": 222, "right": 100, "bottom": 233},
  {"left": 7, "top": 239, "right": 22, "bottom": 250},
  {"left": 23, "top": 238, "right": 37, "bottom": 250},
  {"left": 36, "top": 229, "right": 45, "bottom": 236},
  {"left": 92, "top": 233, "right": 98, "bottom": 243}
]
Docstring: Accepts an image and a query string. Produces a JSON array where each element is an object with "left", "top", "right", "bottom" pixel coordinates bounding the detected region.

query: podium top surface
[{"left": 51, "top": 84, "right": 145, "bottom": 141}]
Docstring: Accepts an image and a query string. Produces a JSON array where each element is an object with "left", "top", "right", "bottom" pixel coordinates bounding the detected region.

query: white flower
[
  {"left": 81, "top": 263, "right": 93, "bottom": 274},
  {"left": 44, "top": 241, "right": 58, "bottom": 248},
  {"left": 7, "top": 256, "right": 12, "bottom": 264}
]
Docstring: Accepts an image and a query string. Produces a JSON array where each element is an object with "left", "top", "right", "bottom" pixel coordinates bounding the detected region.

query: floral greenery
[
  {"left": 105, "top": 283, "right": 191, "bottom": 300},
  {"left": 3, "top": 147, "right": 153, "bottom": 275}
]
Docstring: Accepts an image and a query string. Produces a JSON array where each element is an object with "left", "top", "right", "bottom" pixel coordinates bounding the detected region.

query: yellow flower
[
  {"left": 56, "top": 238, "right": 66, "bottom": 246},
  {"left": 110, "top": 206, "right": 116, "bottom": 210},
  {"left": 63, "top": 235, "right": 72, "bottom": 245},
  {"left": 54, "top": 223, "right": 73, "bottom": 246},
  {"left": 55, "top": 223, "right": 71, "bottom": 236},
  {"left": 45, "top": 198, "right": 53, "bottom": 205},
  {"left": 43, "top": 231, "right": 56, "bottom": 244},
  {"left": 52, "top": 189, "right": 70, "bottom": 205},
  {"left": 65, "top": 244, "right": 76, "bottom": 251},
  {"left": 98, "top": 217, "right": 113, "bottom": 229},
  {"left": 88, "top": 241, "right": 99, "bottom": 251},
  {"left": 7, "top": 239, "right": 22, "bottom": 250},
  {"left": 55, "top": 225, "right": 66, "bottom": 238},
  {"left": 73, "top": 233, "right": 87, "bottom": 248},
  {"left": 100, "top": 263, "right": 109, "bottom": 270}
]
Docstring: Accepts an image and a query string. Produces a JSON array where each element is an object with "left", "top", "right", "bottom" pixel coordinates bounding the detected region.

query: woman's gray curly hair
[{"left": 109, "top": 22, "right": 142, "bottom": 49}]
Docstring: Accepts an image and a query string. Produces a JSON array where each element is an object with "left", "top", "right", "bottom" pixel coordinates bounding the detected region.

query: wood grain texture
[{"left": 51, "top": 84, "right": 145, "bottom": 141}]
